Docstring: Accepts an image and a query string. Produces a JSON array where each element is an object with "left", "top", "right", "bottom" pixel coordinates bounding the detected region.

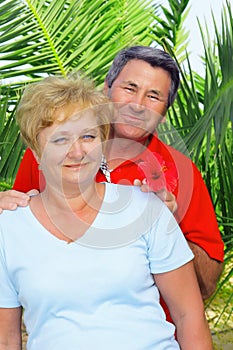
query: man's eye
[
  {"left": 124, "top": 87, "right": 136, "bottom": 93},
  {"left": 147, "top": 94, "right": 160, "bottom": 101}
]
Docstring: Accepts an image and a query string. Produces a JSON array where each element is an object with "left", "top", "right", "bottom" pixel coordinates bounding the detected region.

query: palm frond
[
  {"left": 0, "top": 88, "right": 25, "bottom": 187},
  {"left": 150, "top": 0, "right": 190, "bottom": 62},
  {"left": 182, "top": 1, "right": 233, "bottom": 161},
  {"left": 0, "top": 0, "right": 155, "bottom": 87}
]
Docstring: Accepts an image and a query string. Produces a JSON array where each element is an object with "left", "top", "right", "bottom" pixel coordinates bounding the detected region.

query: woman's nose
[{"left": 67, "top": 140, "right": 84, "bottom": 158}]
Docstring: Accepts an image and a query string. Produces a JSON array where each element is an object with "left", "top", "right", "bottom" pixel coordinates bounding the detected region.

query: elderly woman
[{"left": 0, "top": 73, "right": 212, "bottom": 350}]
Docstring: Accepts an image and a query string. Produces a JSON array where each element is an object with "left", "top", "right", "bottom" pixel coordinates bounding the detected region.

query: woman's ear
[
  {"left": 32, "top": 150, "right": 40, "bottom": 166},
  {"left": 103, "top": 80, "right": 110, "bottom": 97}
]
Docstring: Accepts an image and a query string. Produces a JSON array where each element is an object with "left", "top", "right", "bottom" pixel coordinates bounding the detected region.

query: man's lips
[{"left": 119, "top": 113, "right": 144, "bottom": 124}]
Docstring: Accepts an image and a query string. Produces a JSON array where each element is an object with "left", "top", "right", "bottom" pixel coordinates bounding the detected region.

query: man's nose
[{"left": 129, "top": 93, "right": 146, "bottom": 112}]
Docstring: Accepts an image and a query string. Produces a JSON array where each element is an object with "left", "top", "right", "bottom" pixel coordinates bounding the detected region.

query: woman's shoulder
[
  {"left": 0, "top": 206, "right": 32, "bottom": 230},
  {"left": 105, "top": 182, "right": 161, "bottom": 202},
  {"left": 103, "top": 183, "right": 164, "bottom": 220}
]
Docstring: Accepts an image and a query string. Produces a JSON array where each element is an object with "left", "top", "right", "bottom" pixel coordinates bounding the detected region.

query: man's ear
[{"left": 160, "top": 115, "right": 167, "bottom": 124}]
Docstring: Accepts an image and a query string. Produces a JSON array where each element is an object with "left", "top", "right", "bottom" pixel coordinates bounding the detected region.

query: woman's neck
[
  {"left": 41, "top": 181, "right": 102, "bottom": 212},
  {"left": 30, "top": 182, "right": 105, "bottom": 242}
]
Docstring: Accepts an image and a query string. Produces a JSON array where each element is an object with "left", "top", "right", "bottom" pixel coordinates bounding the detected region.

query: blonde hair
[{"left": 16, "top": 72, "right": 111, "bottom": 156}]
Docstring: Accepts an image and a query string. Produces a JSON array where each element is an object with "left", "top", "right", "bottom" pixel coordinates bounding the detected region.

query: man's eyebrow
[
  {"left": 121, "top": 81, "right": 163, "bottom": 96},
  {"left": 121, "top": 80, "right": 138, "bottom": 87},
  {"left": 148, "top": 89, "right": 162, "bottom": 96}
]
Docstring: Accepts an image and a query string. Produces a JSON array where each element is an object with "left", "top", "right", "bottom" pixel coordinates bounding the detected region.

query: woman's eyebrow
[
  {"left": 51, "top": 130, "right": 71, "bottom": 137},
  {"left": 81, "top": 128, "right": 98, "bottom": 134}
]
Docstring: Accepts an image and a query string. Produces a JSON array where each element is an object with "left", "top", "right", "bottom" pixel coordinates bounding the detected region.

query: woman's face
[{"left": 36, "top": 106, "right": 102, "bottom": 193}]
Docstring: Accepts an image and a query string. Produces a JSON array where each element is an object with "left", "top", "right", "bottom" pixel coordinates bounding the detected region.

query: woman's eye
[
  {"left": 81, "top": 135, "right": 96, "bottom": 141},
  {"left": 52, "top": 137, "right": 69, "bottom": 144}
]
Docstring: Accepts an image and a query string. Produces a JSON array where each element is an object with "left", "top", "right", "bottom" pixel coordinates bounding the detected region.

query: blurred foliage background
[{"left": 0, "top": 0, "right": 232, "bottom": 345}]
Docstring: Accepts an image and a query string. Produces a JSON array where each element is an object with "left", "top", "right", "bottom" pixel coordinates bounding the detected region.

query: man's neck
[{"left": 105, "top": 134, "right": 152, "bottom": 170}]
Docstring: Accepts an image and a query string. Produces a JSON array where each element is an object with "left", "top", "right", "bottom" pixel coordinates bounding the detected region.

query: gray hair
[{"left": 105, "top": 46, "right": 180, "bottom": 108}]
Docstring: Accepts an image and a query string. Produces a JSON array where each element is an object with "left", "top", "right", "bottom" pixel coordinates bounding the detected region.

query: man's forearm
[
  {"left": 0, "top": 343, "right": 21, "bottom": 350},
  {"left": 188, "top": 241, "right": 223, "bottom": 300},
  {"left": 0, "top": 307, "right": 22, "bottom": 350}
]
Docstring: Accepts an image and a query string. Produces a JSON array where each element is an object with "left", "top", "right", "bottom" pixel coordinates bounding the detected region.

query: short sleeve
[
  {"left": 147, "top": 203, "right": 194, "bottom": 274},
  {"left": 0, "top": 227, "right": 21, "bottom": 308}
]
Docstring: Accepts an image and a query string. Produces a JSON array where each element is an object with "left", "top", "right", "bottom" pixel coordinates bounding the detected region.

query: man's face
[{"left": 106, "top": 59, "right": 171, "bottom": 142}]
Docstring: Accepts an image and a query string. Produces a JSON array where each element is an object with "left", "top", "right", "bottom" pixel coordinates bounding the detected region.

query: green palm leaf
[
  {"left": 182, "top": 2, "right": 233, "bottom": 160},
  {"left": 151, "top": 0, "right": 190, "bottom": 63},
  {"left": 0, "top": 0, "right": 155, "bottom": 86}
]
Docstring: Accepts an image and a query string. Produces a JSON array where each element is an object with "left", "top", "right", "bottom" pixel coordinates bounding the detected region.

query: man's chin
[{"left": 114, "top": 123, "right": 150, "bottom": 142}]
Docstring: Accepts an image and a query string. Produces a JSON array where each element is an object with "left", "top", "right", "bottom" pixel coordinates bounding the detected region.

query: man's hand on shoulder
[
  {"left": 0, "top": 189, "right": 38, "bottom": 213},
  {"left": 133, "top": 179, "right": 178, "bottom": 213}
]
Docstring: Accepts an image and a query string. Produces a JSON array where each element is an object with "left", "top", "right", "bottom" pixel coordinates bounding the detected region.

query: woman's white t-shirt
[{"left": 0, "top": 183, "right": 193, "bottom": 350}]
